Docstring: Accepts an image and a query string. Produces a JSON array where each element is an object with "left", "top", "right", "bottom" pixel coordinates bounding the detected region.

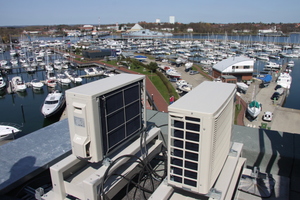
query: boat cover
[
  {"left": 257, "top": 74, "right": 272, "bottom": 83},
  {"left": 249, "top": 101, "right": 260, "bottom": 108}
]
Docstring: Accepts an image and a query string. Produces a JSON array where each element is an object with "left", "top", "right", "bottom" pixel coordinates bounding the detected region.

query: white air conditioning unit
[
  {"left": 66, "top": 74, "right": 146, "bottom": 163},
  {"left": 167, "top": 81, "right": 236, "bottom": 194}
]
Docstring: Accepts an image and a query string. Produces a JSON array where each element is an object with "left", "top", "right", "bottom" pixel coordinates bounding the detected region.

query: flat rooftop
[{"left": 0, "top": 110, "right": 299, "bottom": 199}]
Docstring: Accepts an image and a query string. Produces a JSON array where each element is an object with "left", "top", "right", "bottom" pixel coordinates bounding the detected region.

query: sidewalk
[{"left": 93, "top": 61, "right": 169, "bottom": 112}]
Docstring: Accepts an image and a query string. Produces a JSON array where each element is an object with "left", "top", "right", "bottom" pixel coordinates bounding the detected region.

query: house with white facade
[{"left": 212, "top": 56, "right": 255, "bottom": 81}]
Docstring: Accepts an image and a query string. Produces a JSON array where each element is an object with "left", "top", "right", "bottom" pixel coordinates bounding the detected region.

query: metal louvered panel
[{"left": 167, "top": 81, "right": 236, "bottom": 194}]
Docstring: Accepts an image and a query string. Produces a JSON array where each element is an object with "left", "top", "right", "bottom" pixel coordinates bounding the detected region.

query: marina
[
  {"left": 0, "top": 34, "right": 300, "bottom": 142},
  {"left": 0, "top": 33, "right": 300, "bottom": 199},
  {"left": 2, "top": 1, "right": 300, "bottom": 198}
]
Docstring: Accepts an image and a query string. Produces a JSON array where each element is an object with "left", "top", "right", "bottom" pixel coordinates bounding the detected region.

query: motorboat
[
  {"left": 0, "top": 60, "right": 8, "bottom": 66},
  {"left": 45, "top": 64, "right": 54, "bottom": 71},
  {"left": 103, "top": 70, "right": 116, "bottom": 77},
  {"left": 264, "top": 62, "right": 281, "bottom": 71},
  {"left": 166, "top": 68, "right": 181, "bottom": 78},
  {"left": 19, "top": 57, "right": 26, "bottom": 64},
  {"left": 46, "top": 79, "right": 57, "bottom": 88},
  {"left": 236, "top": 82, "right": 249, "bottom": 94},
  {"left": 185, "top": 62, "right": 193, "bottom": 71},
  {"left": 0, "top": 75, "right": 6, "bottom": 90},
  {"left": 84, "top": 67, "right": 97, "bottom": 76},
  {"left": 30, "top": 79, "right": 44, "bottom": 90},
  {"left": 47, "top": 70, "right": 56, "bottom": 80},
  {"left": 256, "top": 54, "right": 269, "bottom": 61},
  {"left": 247, "top": 100, "right": 262, "bottom": 119},
  {"left": 134, "top": 55, "right": 147, "bottom": 61},
  {"left": 53, "top": 60, "right": 62, "bottom": 70},
  {"left": 10, "top": 59, "right": 18, "bottom": 66},
  {"left": 35, "top": 56, "right": 43, "bottom": 62},
  {"left": 200, "top": 59, "right": 216, "bottom": 65},
  {"left": 11, "top": 76, "right": 27, "bottom": 92},
  {"left": 22, "top": 62, "right": 30, "bottom": 68},
  {"left": 93, "top": 66, "right": 104, "bottom": 75},
  {"left": 276, "top": 72, "right": 292, "bottom": 89},
  {"left": 57, "top": 73, "right": 71, "bottom": 85},
  {"left": 176, "top": 80, "right": 193, "bottom": 93},
  {"left": 176, "top": 80, "right": 189, "bottom": 87},
  {"left": 176, "top": 57, "right": 187, "bottom": 65},
  {"left": 25, "top": 66, "right": 36, "bottom": 73},
  {"left": 287, "top": 60, "right": 294, "bottom": 67},
  {"left": 0, "top": 123, "right": 22, "bottom": 141},
  {"left": 9, "top": 49, "right": 17, "bottom": 57},
  {"left": 64, "top": 70, "right": 82, "bottom": 83},
  {"left": 61, "top": 63, "right": 69, "bottom": 69},
  {"left": 41, "top": 90, "right": 65, "bottom": 118}
]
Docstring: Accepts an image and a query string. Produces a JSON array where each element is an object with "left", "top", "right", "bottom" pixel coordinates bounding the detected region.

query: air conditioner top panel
[
  {"left": 66, "top": 74, "right": 145, "bottom": 98},
  {"left": 169, "top": 81, "right": 236, "bottom": 114}
]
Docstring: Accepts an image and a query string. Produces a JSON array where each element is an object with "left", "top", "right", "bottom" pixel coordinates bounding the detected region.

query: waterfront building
[{"left": 212, "top": 56, "right": 254, "bottom": 81}]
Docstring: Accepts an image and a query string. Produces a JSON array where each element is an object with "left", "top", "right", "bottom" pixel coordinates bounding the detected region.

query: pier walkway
[{"left": 240, "top": 75, "right": 300, "bottom": 134}]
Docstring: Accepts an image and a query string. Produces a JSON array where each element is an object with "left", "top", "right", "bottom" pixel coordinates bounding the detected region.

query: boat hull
[{"left": 0, "top": 124, "right": 21, "bottom": 141}]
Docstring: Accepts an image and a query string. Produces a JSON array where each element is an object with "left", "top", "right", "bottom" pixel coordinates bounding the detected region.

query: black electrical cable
[
  {"left": 99, "top": 123, "right": 168, "bottom": 200},
  {"left": 98, "top": 154, "right": 145, "bottom": 200}
]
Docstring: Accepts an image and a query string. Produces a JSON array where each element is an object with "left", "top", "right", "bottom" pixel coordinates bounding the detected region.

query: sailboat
[{"left": 246, "top": 85, "right": 262, "bottom": 119}]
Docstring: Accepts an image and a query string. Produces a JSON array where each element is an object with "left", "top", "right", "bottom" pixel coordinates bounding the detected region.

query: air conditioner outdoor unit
[
  {"left": 66, "top": 74, "right": 146, "bottom": 163},
  {"left": 167, "top": 81, "right": 236, "bottom": 194}
]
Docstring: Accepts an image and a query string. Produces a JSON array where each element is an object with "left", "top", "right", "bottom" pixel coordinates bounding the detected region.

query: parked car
[
  {"left": 271, "top": 92, "right": 280, "bottom": 100},
  {"left": 263, "top": 111, "right": 273, "bottom": 122},
  {"left": 274, "top": 85, "right": 282, "bottom": 90},
  {"left": 169, "top": 78, "right": 178, "bottom": 82},
  {"left": 189, "top": 70, "right": 199, "bottom": 75}
]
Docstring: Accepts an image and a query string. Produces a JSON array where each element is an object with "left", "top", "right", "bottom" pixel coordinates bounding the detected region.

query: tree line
[{"left": 1, "top": 22, "right": 300, "bottom": 43}]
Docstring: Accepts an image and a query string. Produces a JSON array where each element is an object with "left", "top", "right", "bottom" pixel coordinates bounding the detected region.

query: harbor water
[
  {"left": 0, "top": 50, "right": 105, "bottom": 141},
  {"left": 1, "top": 34, "right": 300, "bottom": 142}
]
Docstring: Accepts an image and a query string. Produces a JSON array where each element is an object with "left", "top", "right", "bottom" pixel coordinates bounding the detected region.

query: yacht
[
  {"left": 11, "top": 76, "right": 27, "bottom": 92},
  {"left": 0, "top": 123, "right": 22, "bottom": 141},
  {"left": 41, "top": 90, "right": 65, "bottom": 118},
  {"left": 277, "top": 72, "right": 292, "bottom": 89}
]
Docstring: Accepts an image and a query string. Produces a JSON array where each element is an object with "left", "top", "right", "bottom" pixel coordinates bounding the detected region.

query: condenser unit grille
[
  {"left": 99, "top": 81, "right": 143, "bottom": 155},
  {"left": 211, "top": 96, "right": 234, "bottom": 180},
  {"left": 169, "top": 115, "right": 201, "bottom": 188}
]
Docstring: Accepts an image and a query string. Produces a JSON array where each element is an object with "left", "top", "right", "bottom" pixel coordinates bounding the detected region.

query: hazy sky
[{"left": 0, "top": 0, "right": 299, "bottom": 26}]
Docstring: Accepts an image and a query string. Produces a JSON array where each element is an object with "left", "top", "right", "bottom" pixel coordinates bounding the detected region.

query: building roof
[
  {"left": 1, "top": 110, "right": 300, "bottom": 199},
  {"left": 130, "top": 23, "right": 144, "bottom": 31},
  {"left": 213, "top": 56, "right": 254, "bottom": 72}
]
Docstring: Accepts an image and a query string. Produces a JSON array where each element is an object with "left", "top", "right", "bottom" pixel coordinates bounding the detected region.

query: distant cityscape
[{"left": 1, "top": 15, "right": 300, "bottom": 43}]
